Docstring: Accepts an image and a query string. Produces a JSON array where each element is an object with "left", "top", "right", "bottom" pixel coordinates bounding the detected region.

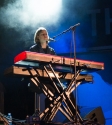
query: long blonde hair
[{"left": 34, "top": 27, "right": 49, "bottom": 43}]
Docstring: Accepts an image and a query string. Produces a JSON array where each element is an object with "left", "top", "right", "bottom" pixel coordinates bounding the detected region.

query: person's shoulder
[
  {"left": 30, "top": 44, "right": 37, "bottom": 48},
  {"left": 48, "top": 46, "right": 54, "bottom": 51},
  {"left": 29, "top": 44, "right": 38, "bottom": 50},
  {"left": 48, "top": 46, "right": 56, "bottom": 55}
]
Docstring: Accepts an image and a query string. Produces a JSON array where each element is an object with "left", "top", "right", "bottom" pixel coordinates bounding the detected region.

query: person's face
[{"left": 38, "top": 30, "right": 49, "bottom": 43}]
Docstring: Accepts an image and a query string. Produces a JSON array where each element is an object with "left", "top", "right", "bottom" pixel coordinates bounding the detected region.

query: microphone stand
[
  {"left": 53, "top": 23, "right": 80, "bottom": 39},
  {"left": 71, "top": 25, "right": 79, "bottom": 125},
  {"left": 53, "top": 23, "right": 81, "bottom": 124}
]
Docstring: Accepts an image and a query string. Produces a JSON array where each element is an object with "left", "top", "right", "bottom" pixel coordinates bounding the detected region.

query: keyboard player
[{"left": 29, "top": 27, "right": 79, "bottom": 116}]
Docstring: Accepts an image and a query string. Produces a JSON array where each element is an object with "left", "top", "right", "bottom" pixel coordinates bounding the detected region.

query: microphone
[{"left": 48, "top": 38, "right": 56, "bottom": 42}]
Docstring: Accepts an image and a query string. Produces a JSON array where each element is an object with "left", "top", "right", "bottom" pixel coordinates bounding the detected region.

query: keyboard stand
[
  {"left": 4, "top": 64, "right": 93, "bottom": 124},
  {"left": 27, "top": 64, "right": 85, "bottom": 123}
]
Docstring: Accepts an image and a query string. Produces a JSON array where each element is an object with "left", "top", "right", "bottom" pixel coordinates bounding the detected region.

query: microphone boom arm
[{"left": 53, "top": 23, "right": 80, "bottom": 39}]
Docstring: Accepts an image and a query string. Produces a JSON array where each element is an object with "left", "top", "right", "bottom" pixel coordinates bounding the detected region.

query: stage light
[
  {"left": 22, "top": 0, "right": 62, "bottom": 17},
  {"left": 18, "top": 0, "right": 63, "bottom": 26},
  {"left": 0, "top": 0, "right": 62, "bottom": 28}
]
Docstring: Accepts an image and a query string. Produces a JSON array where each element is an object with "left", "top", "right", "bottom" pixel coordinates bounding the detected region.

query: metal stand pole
[
  {"left": 35, "top": 93, "right": 40, "bottom": 112},
  {"left": 71, "top": 27, "right": 78, "bottom": 124}
]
